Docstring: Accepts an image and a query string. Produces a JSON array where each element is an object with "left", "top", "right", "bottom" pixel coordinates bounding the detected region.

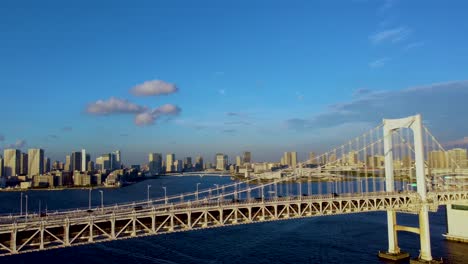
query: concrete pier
[{"left": 378, "top": 251, "right": 410, "bottom": 261}]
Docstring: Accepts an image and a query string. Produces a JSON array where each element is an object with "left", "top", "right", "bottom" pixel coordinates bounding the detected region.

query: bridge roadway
[{"left": 0, "top": 190, "right": 467, "bottom": 256}]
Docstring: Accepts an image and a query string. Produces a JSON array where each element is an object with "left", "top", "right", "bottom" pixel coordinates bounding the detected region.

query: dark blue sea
[{"left": 1, "top": 176, "right": 467, "bottom": 264}]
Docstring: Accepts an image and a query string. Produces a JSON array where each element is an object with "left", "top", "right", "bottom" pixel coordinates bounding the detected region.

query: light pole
[
  {"left": 99, "top": 190, "right": 104, "bottom": 211},
  {"left": 88, "top": 188, "right": 92, "bottom": 210},
  {"left": 20, "top": 192, "right": 23, "bottom": 216},
  {"left": 214, "top": 184, "right": 219, "bottom": 196},
  {"left": 162, "top": 186, "right": 167, "bottom": 204},
  {"left": 147, "top": 185, "right": 151, "bottom": 203},
  {"left": 196, "top": 183, "right": 201, "bottom": 200},
  {"left": 25, "top": 195, "right": 28, "bottom": 221}
]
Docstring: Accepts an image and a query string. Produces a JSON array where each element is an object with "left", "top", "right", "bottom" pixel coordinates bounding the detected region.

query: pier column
[
  {"left": 383, "top": 121, "right": 400, "bottom": 254},
  {"left": 64, "top": 218, "right": 70, "bottom": 246},
  {"left": 111, "top": 215, "right": 116, "bottom": 239},
  {"left": 10, "top": 223, "right": 17, "bottom": 254}
]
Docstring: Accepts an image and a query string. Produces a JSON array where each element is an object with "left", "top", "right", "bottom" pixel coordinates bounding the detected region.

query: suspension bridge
[{"left": 0, "top": 114, "right": 467, "bottom": 263}]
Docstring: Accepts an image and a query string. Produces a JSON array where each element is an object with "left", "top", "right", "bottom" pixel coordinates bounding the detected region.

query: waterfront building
[
  {"left": 447, "top": 148, "right": 467, "bottom": 168},
  {"left": 149, "top": 153, "right": 163, "bottom": 175},
  {"left": 236, "top": 156, "right": 242, "bottom": 166},
  {"left": 174, "top": 160, "right": 183, "bottom": 172},
  {"left": 195, "top": 156, "right": 204, "bottom": 171},
  {"left": 216, "top": 153, "right": 227, "bottom": 171},
  {"left": 166, "top": 153, "right": 175, "bottom": 172},
  {"left": 309, "top": 152, "right": 317, "bottom": 164},
  {"left": 3, "top": 149, "right": 20, "bottom": 177},
  {"left": 65, "top": 155, "right": 71, "bottom": 171},
  {"left": 20, "top": 153, "right": 28, "bottom": 175},
  {"left": 243, "top": 151, "right": 251, "bottom": 164},
  {"left": 183, "top": 157, "right": 192, "bottom": 171},
  {"left": 71, "top": 152, "right": 82, "bottom": 172},
  {"left": 291, "top": 152, "right": 297, "bottom": 168},
  {"left": 44, "top": 157, "right": 51, "bottom": 173},
  {"left": 0, "top": 155, "right": 3, "bottom": 178},
  {"left": 33, "top": 175, "right": 54, "bottom": 187},
  {"left": 428, "top": 150, "right": 448, "bottom": 169}
]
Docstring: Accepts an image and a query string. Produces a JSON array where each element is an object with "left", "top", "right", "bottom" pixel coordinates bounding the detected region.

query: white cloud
[
  {"left": 369, "top": 27, "right": 411, "bottom": 44},
  {"left": 369, "top": 58, "right": 390, "bottom": 68},
  {"left": 134, "top": 104, "right": 182, "bottom": 126},
  {"left": 86, "top": 97, "right": 146, "bottom": 115},
  {"left": 130, "top": 80, "right": 178, "bottom": 97}
]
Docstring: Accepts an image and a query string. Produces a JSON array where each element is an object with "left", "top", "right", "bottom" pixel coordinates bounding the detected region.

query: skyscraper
[
  {"left": 166, "top": 153, "right": 175, "bottom": 172},
  {"left": 20, "top": 153, "right": 28, "bottom": 175},
  {"left": 243, "top": 151, "right": 251, "bottom": 164},
  {"left": 447, "top": 148, "right": 467, "bottom": 168},
  {"left": 195, "top": 156, "right": 204, "bottom": 171},
  {"left": 216, "top": 153, "right": 227, "bottom": 171},
  {"left": 81, "top": 149, "right": 87, "bottom": 172},
  {"left": 28, "top": 148, "right": 44, "bottom": 178},
  {"left": 183, "top": 157, "right": 192, "bottom": 170},
  {"left": 44, "top": 157, "right": 51, "bottom": 173},
  {"left": 65, "top": 155, "right": 71, "bottom": 171},
  {"left": 71, "top": 152, "right": 82, "bottom": 172},
  {"left": 3, "top": 149, "right": 20, "bottom": 177},
  {"left": 0, "top": 155, "right": 4, "bottom": 178},
  {"left": 236, "top": 156, "right": 242, "bottom": 166},
  {"left": 283, "top": 152, "right": 291, "bottom": 167},
  {"left": 114, "top": 150, "right": 121, "bottom": 169},
  {"left": 149, "top": 153, "right": 162, "bottom": 175},
  {"left": 309, "top": 152, "right": 316, "bottom": 164},
  {"left": 291, "top": 152, "right": 297, "bottom": 168}
]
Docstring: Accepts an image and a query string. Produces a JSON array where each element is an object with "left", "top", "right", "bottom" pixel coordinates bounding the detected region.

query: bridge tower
[{"left": 379, "top": 114, "right": 441, "bottom": 263}]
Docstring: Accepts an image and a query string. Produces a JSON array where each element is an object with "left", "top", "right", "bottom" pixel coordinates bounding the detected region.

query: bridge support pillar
[
  {"left": 10, "top": 224, "right": 17, "bottom": 254},
  {"left": 111, "top": 215, "right": 116, "bottom": 239}
]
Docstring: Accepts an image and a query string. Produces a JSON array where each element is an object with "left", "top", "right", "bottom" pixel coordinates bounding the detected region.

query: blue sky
[{"left": 1, "top": 0, "right": 468, "bottom": 164}]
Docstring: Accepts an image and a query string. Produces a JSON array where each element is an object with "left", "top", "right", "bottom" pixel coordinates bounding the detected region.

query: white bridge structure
[{"left": 0, "top": 115, "right": 467, "bottom": 263}]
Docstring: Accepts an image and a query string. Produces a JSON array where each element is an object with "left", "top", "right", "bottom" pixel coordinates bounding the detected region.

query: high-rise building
[
  {"left": 28, "top": 149, "right": 44, "bottom": 178},
  {"left": 195, "top": 156, "right": 204, "bottom": 171},
  {"left": 96, "top": 153, "right": 112, "bottom": 171},
  {"left": 20, "top": 153, "right": 28, "bottom": 175},
  {"left": 3, "top": 149, "right": 20, "bottom": 177},
  {"left": 309, "top": 152, "right": 317, "bottom": 164},
  {"left": 291, "top": 152, "right": 297, "bottom": 168},
  {"left": 183, "top": 157, "right": 192, "bottom": 170},
  {"left": 81, "top": 149, "right": 87, "bottom": 172},
  {"left": 71, "top": 152, "right": 82, "bottom": 172},
  {"left": 87, "top": 161, "right": 95, "bottom": 172},
  {"left": 44, "top": 157, "right": 51, "bottom": 173},
  {"left": 347, "top": 151, "right": 358, "bottom": 165},
  {"left": 166, "top": 153, "right": 175, "bottom": 172},
  {"left": 236, "top": 156, "right": 242, "bottom": 166},
  {"left": 428, "top": 150, "right": 448, "bottom": 169},
  {"left": 114, "top": 150, "right": 121, "bottom": 169},
  {"left": 174, "top": 160, "right": 183, "bottom": 172},
  {"left": 447, "top": 148, "right": 467, "bottom": 168},
  {"left": 283, "top": 152, "right": 291, "bottom": 167},
  {"left": 216, "top": 153, "right": 227, "bottom": 171},
  {"left": 65, "top": 155, "right": 71, "bottom": 171},
  {"left": 243, "top": 151, "right": 251, "bottom": 164},
  {"left": 149, "top": 153, "right": 163, "bottom": 175},
  {"left": 0, "top": 155, "right": 4, "bottom": 178}
]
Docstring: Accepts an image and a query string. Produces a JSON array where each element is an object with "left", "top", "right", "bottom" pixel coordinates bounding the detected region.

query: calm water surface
[{"left": 1, "top": 176, "right": 467, "bottom": 264}]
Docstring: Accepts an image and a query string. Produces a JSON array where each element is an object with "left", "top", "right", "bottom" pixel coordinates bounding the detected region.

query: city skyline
[{"left": 1, "top": 1, "right": 468, "bottom": 165}]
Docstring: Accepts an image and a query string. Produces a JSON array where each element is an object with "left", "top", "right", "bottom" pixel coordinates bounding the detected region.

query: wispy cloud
[
  {"left": 86, "top": 97, "right": 146, "bottom": 115},
  {"left": 130, "top": 80, "right": 178, "bottom": 97},
  {"left": 62, "top": 126, "right": 73, "bottom": 132},
  {"left": 369, "top": 58, "right": 390, "bottom": 68},
  {"left": 284, "top": 80, "right": 468, "bottom": 142},
  {"left": 353, "top": 88, "right": 371, "bottom": 97},
  {"left": 0, "top": 134, "right": 4, "bottom": 142},
  {"left": 221, "top": 129, "right": 237, "bottom": 134},
  {"left": 47, "top": 134, "right": 59, "bottom": 140},
  {"left": 404, "top": 41, "right": 425, "bottom": 51},
  {"left": 380, "top": 0, "right": 396, "bottom": 11},
  {"left": 224, "top": 121, "right": 252, "bottom": 126},
  {"left": 369, "top": 26, "right": 411, "bottom": 44},
  {"left": 296, "top": 92, "right": 304, "bottom": 101},
  {"left": 6, "top": 139, "right": 27, "bottom": 149}
]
